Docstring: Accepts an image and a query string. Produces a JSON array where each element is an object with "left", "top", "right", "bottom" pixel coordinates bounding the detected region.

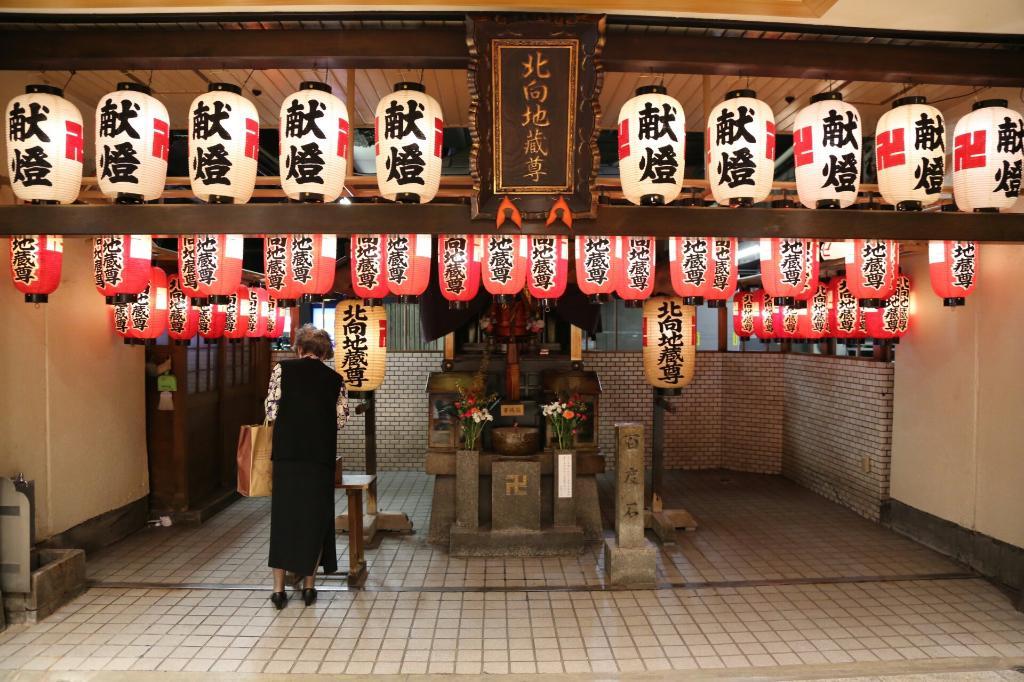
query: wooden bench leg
[{"left": 347, "top": 488, "right": 367, "bottom": 586}]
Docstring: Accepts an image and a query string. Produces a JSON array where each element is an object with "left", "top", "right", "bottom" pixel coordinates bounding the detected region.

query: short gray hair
[{"left": 294, "top": 323, "right": 334, "bottom": 360}]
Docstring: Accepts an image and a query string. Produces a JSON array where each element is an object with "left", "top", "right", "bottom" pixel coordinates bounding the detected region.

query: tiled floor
[{"left": 2, "top": 470, "right": 1023, "bottom": 678}]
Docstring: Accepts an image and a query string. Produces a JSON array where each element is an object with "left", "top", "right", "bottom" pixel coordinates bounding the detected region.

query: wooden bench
[{"left": 334, "top": 472, "right": 375, "bottom": 587}]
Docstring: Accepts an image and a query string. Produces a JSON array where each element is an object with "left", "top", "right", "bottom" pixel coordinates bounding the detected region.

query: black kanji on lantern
[
  {"left": 192, "top": 100, "right": 232, "bottom": 140},
  {"left": 913, "top": 156, "right": 943, "bottom": 194},
  {"left": 99, "top": 97, "right": 140, "bottom": 139},
  {"left": 383, "top": 99, "right": 425, "bottom": 140},
  {"left": 385, "top": 144, "right": 426, "bottom": 185},
  {"left": 100, "top": 142, "right": 141, "bottom": 184},
  {"left": 442, "top": 237, "right": 468, "bottom": 294},
  {"left": 388, "top": 236, "right": 410, "bottom": 284},
  {"left": 656, "top": 299, "right": 685, "bottom": 384},
  {"left": 994, "top": 158, "right": 1022, "bottom": 197},
  {"left": 285, "top": 98, "right": 326, "bottom": 139},
  {"left": 821, "top": 152, "right": 859, "bottom": 193},
  {"left": 638, "top": 145, "right": 678, "bottom": 184},
  {"left": 638, "top": 102, "right": 678, "bottom": 142},
  {"left": 914, "top": 112, "right": 945, "bottom": 151},
  {"left": 193, "top": 143, "right": 232, "bottom": 185},
  {"left": 821, "top": 109, "right": 859, "bottom": 149},
  {"left": 8, "top": 101, "right": 49, "bottom": 142},
  {"left": 11, "top": 145, "right": 52, "bottom": 186},
  {"left": 285, "top": 143, "right": 325, "bottom": 184},
  {"left": 715, "top": 106, "right": 755, "bottom": 146},
  {"left": 717, "top": 148, "right": 756, "bottom": 188},
  {"left": 996, "top": 116, "right": 1024, "bottom": 155}
]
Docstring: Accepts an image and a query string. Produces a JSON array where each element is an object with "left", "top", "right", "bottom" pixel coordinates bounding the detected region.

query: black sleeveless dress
[{"left": 268, "top": 358, "right": 343, "bottom": 576}]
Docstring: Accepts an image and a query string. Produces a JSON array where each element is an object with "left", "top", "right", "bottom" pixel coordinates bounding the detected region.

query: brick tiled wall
[{"left": 782, "top": 354, "right": 895, "bottom": 520}]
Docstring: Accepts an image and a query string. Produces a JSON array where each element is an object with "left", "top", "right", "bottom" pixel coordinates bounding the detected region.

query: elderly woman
[{"left": 264, "top": 324, "right": 349, "bottom": 609}]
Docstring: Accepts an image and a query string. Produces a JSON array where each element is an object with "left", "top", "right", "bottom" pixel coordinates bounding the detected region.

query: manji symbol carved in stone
[{"left": 505, "top": 474, "right": 528, "bottom": 496}]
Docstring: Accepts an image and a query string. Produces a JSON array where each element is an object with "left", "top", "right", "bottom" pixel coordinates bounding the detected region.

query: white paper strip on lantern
[
  {"left": 5, "top": 84, "right": 83, "bottom": 204},
  {"left": 875, "top": 96, "right": 946, "bottom": 210},
  {"left": 188, "top": 83, "right": 259, "bottom": 204},
  {"left": 374, "top": 82, "right": 444, "bottom": 203},
  {"left": 617, "top": 85, "right": 686, "bottom": 206},
  {"left": 952, "top": 99, "right": 1024, "bottom": 213},
  {"left": 95, "top": 82, "right": 169, "bottom": 203},
  {"left": 793, "top": 92, "right": 862, "bottom": 209},
  {"left": 279, "top": 81, "right": 349, "bottom": 202},
  {"left": 705, "top": 89, "right": 775, "bottom": 207}
]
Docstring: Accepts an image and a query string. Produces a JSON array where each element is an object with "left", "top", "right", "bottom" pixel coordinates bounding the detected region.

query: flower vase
[{"left": 455, "top": 449, "right": 480, "bottom": 529}]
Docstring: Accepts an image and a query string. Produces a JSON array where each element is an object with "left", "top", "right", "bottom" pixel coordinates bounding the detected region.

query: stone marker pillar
[
  {"left": 553, "top": 450, "right": 576, "bottom": 527},
  {"left": 455, "top": 450, "right": 479, "bottom": 529},
  {"left": 604, "top": 423, "right": 656, "bottom": 586},
  {"left": 492, "top": 458, "right": 541, "bottom": 531}
]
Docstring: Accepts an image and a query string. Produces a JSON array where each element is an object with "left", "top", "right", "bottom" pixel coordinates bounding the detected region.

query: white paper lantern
[
  {"left": 279, "top": 81, "right": 349, "bottom": 203},
  {"left": 374, "top": 82, "right": 443, "bottom": 203},
  {"left": 188, "top": 83, "right": 259, "bottom": 204},
  {"left": 875, "top": 96, "right": 946, "bottom": 210},
  {"left": 952, "top": 99, "right": 1024, "bottom": 213},
  {"left": 706, "top": 89, "right": 775, "bottom": 206},
  {"left": 5, "top": 84, "right": 83, "bottom": 204},
  {"left": 95, "top": 82, "right": 169, "bottom": 203},
  {"left": 617, "top": 86, "right": 685, "bottom": 206},
  {"left": 794, "top": 92, "right": 862, "bottom": 209}
]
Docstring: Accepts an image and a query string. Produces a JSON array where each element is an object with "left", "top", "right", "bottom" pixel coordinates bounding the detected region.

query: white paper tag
[
  {"left": 928, "top": 240, "right": 944, "bottom": 263},
  {"left": 415, "top": 234, "right": 431, "bottom": 257},
  {"left": 131, "top": 234, "right": 152, "bottom": 260},
  {"left": 557, "top": 453, "right": 573, "bottom": 498},
  {"left": 226, "top": 235, "right": 243, "bottom": 260}
]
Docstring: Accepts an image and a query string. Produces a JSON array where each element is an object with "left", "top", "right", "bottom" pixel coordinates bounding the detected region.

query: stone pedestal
[
  {"left": 553, "top": 449, "right": 576, "bottom": 527},
  {"left": 455, "top": 450, "right": 479, "bottom": 529},
  {"left": 604, "top": 423, "right": 656, "bottom": 587},
  {"left": 492, "top": 458, "right": 541, "bottom": 531}
]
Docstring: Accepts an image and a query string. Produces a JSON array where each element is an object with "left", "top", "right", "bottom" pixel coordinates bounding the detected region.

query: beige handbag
[{"left": 237, "top": 421, "right": 273, "bottom": 497}]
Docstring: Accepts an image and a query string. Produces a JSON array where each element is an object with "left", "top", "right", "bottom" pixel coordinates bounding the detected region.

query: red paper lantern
[
  {"left": 772, "top": 302, "right": 804, "bottom": 340},
  {"left": 167, "top": 274, "right": 199, "bottom": 344},
  {"left": 752, "top": 289, "right": 777, "bottom": 340},
  {"left": 668, "top": 237, "right": 715, "bottom": 305},
  {"left": 575, "top": 235, "right": 620, "bottom": 303},
  {"left": 350, "top": 234, "right": 389, "bottom": 305},
  {"left": 617, "top": 236, "right": 656, "bottom": 307},
  {"left": 386, "top": 234, "right": 432, "bottom": 302},
  {"left": 732, "top": 289, "right": 757, "bottom": 339},
  {"left": 194, "top": 234, "right": 244, "bottom": 304},
  {"left": 292, "top": 234, "right": 338, "bottom": 302},
  {"left": 705, "top": 237, "right": 739, "bottom": 308},
  {"left": 482, "top": 234, "right": 528, "bottom": 303},
  {"left": 866, "top": 274, "right": 912, "bottom": 339},
  {"left": 828, "top": 275, "right": 861, "bottom": 340},
  {"left": 177, "top": 235, "right": 205, "bottom": 305},
  {"left": 760, "top": 238, "right": 819, "bottom": 306},
  {"left": 438, "top": 234, "right": 480, "bottom": 310},
  {"left": 263, "top": 235, "right": 301, "bottom": 307},
  {"left": 797, "top": 281, "right": 831, "bottom": 340},
  {"left": 264, "top": 296, "right": 286, "bottom": 339},
  {"left": 527, "top": 235, "right": 569, "bottom": 309},
  {"left": 9, "top": 235, "right": 62, "bottom": 303},
  {"left": 929, "top": 240, "right": 977, "bottom": 307},
  {"left": 111, "top": 300, "right": 132, "bottom": 343},
  {"left": 129, "top": 266, "right": 168, "bottom": 343},
  {"left": 197, "top": 300, "right": 225, "bottom": 340},
  {"left": 846, "top": 239, "right": 899, "bottom": 308},
  {"left": 222, "top": 285, "right": 251, "bottom": 341},
  {"left": 246, "top": 286, "right": 269, "bottom": 338},
  {"left": 96, "top": 235, "right": 152, "bottom": 303}
]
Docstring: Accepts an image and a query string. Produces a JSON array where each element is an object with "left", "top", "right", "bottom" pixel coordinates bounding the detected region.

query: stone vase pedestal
[{"left": 455, "top": 449, "right": 479, "bottom": 529}]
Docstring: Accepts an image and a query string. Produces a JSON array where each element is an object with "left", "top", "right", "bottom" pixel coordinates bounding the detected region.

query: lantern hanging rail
[{"left": 2, "top": 202, "right": 1023, "bottom": 242}]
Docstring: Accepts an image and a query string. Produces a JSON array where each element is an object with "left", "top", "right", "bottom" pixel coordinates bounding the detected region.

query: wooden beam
[
  {"left": 1, "top": 26, "right": 1021, "bottom": 87},
  {"left": 2, "top": 202, "right": 1023, "bottom": 241}
]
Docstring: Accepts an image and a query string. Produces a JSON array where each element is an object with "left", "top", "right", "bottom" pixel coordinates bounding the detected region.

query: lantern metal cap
[
  {"left": 393, "top": 81, "right": 426, "bottom": 93},
  {"left": 943, "top": 297, "right": 966, "bottom": 307},
  {"left": 24, "top": 293, "right": 48, "bottom": 303},
  {"left": 624, "top": 300, "right": 643, "bottom": 308},
  {"left": 655, "top": 387, "right": 683, "bottom": 397},
  {"left": 209, "top": 82, "right": 242, "bottom": 95},
  {"left": 810, "top": 91, "right": 843, "bottom": 103},
  {"left": 300, "top": 80, "right": 332, "bottom": 94},
  {"left": 208, "top": 194, "right": 235, "bottom": 205},
  {"left": 893, "top": 95, "right": 927, "bottom": 108},
  {"left": 681, "top": 296, "right": 704, "bottom": 306},
  {"left": 706, "top": 300, "right": 726, "bottom": 309},
  {"left": 297, "top": 192, "right": 325, "bottom": 203},
  {"left": 395, "top": 192, "right": 421, "bottom": 204},
  {"left": 640, "top": 193, "right": 665, "bottom": 206},
  {"left": 726, "top": 89, "right": 756, "bottom": 100},
  {"left": 972, "top": 98, "right": 1008, "bottom": 111},
  {"left": 973, "top": 206, "right": 1000, "bottom": 213},
  {"left": 26, "top": 84, "right": 63, "bottom": 96},
  {"left": 816, "top": 199, "right": 841, "bottom": 209},
  {"left": 117, "top": 82, "right": 151, "bottom": 95},
  {"left": 896, "top": 200, "right": 923, "bottom": 212},
  {"left": 728, "top": 197, "right": 754, "bottom": 208},
  {"left": 448, "top": 300, "right": 468, "bottom": 311},
  {"left": 636, "top": 84, "right": 667, "bottom": 96},
  {"left": 770, "top": 198, "right": 797, "bottom": 209}
]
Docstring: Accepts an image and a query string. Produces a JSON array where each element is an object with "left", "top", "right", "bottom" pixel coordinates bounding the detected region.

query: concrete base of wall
[
  {"left": 38, "top": 495, "right": 148, "bottom": 556},
  {"left": 887, "top": 499, "right": 1024, "bottom": 611},
  {"left": 3, "top": 549, "right": 86, "bottom": 625}
]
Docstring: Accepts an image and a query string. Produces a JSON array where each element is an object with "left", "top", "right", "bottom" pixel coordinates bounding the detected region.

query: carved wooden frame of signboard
[{"left": 467, "top": 14, "right": 605, "bottom": 221}]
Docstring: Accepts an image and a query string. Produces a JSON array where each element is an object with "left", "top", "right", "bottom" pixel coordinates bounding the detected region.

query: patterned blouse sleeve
[
  {"left": 337, "top": 380, "right": 350, "bottom": 430},
  {"left": 264, "top": 363, "right": 282, "bottom": 423}
]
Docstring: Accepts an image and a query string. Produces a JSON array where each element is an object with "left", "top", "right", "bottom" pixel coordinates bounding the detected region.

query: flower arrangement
[
  {"left": 449, "top": 384, "right": 498, "bottom": 451},
  {"left": 542, "top": 393, "right": 590, "bottom": 451},
  {"left": 527, "top": 315, "right": 545, "bottom": 335}
]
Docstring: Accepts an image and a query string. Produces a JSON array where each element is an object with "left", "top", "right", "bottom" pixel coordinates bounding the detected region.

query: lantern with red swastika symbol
[
  {"left": 952, "top": 99, "right": 1024, "bottom": 213},
  {"left": 9, "top": 235, "right": 62, "bottom": 303},
  {"left": 875, "top": 96, "right": 945, "bottom": 210},
  {"left": 5, "top": 85, "right": 83, "bottom": 205},
  {"left": 928, "top": 240, "right": 977, "bottom": 307},
  {"left": 188, "top": 83, "right": 259, "bottom": 204}
]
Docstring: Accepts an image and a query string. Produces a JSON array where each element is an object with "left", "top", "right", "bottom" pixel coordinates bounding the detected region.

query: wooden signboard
[{"left": 467, "top": 14, "right": 605, "bottom": 221}]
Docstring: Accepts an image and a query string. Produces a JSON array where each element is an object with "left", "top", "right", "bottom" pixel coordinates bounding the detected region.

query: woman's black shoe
[
  {"left": 270, "top": 591, "right": 288, "bottom": 610},
  {"left": 302, "top": 587, "right": 317, "bottom": 606}
]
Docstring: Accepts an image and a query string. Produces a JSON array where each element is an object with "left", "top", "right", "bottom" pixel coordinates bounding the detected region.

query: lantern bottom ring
[
  {"left": 773, "top": 296, "right": 795, "bottom": 306},
  {"left": 896, "top": 200, "right": 923, "bottom": 212},
  {"left": 588, "top": 294, "right": 612, "bottom": 304},
  {"left": 114, "top": 293, "right": 139, "bottom": 304},
  {"left": 680, "top": 296, "right": 703, "bottom": 306},
  {"left": 728, "top": 197, "right": 754, "bottom": 208},
  {"left": 640, "top": 194, "right": 665, "bottom": 206},
  {"left": 943, "top": 297, "right": 966, "bottom": 307},
  {"left": 302, "top": 294, "right": 325, "bottom": 303},
  {"left": 114, "top": 192, "right": 144, "bottom": 205},
  {"left": 173, "top": 340, "right": 192, "bottom": 346},
  {"left": 705, "top": 300, "right": 726, "bottom": 309},
  {"left": 790, "top": 300, "right": 807, "bottom": 310},
  {"left": 395, "top": 192, "right": 420, "bottom": 204},
  {"left": 859, "top": 298, "right": 887, "bottom": 309},
  {"left": 210, "top": 295, "right": 231, "bottom": 305},
  {"left": 494, "top": 294, "right": 516, "bottom": 307},
  {"left": 623, "top": 300, "right": 643, "bottom": 309},
  {"left": 655, "top": 387, "right": 683, "bottom": 397},
  {"left": 297, "top": 192, "right": 325, "bottom": 203},
  {"left": 104, "top": 296, "right": 115, "bottom": 305},
  {"left": 973, "top": 207, "right": 1001, "bottom": 213},
  {"left": 208, "top": 194, "right": 236, "bottom": 205},
  {"left": 362, "top": 298, "right": 384, "bottom": 308},
  {"left": 399, "top": 295, "right": 420, "bottom": 304},
  {"left": 537, "top": 299, "right": 554, "bottom": 312},
  {"left": 191, "top": 297, "right": 209, "bottom": 307},
  {"left": 24, "top": 293, "right": 48, "bottom": 304},
  {"left": 448, "top": 301, "right": 468, "bottom": 311},
  {"left": 816, "top": 199, "right": 840, "bottom": 209}
]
